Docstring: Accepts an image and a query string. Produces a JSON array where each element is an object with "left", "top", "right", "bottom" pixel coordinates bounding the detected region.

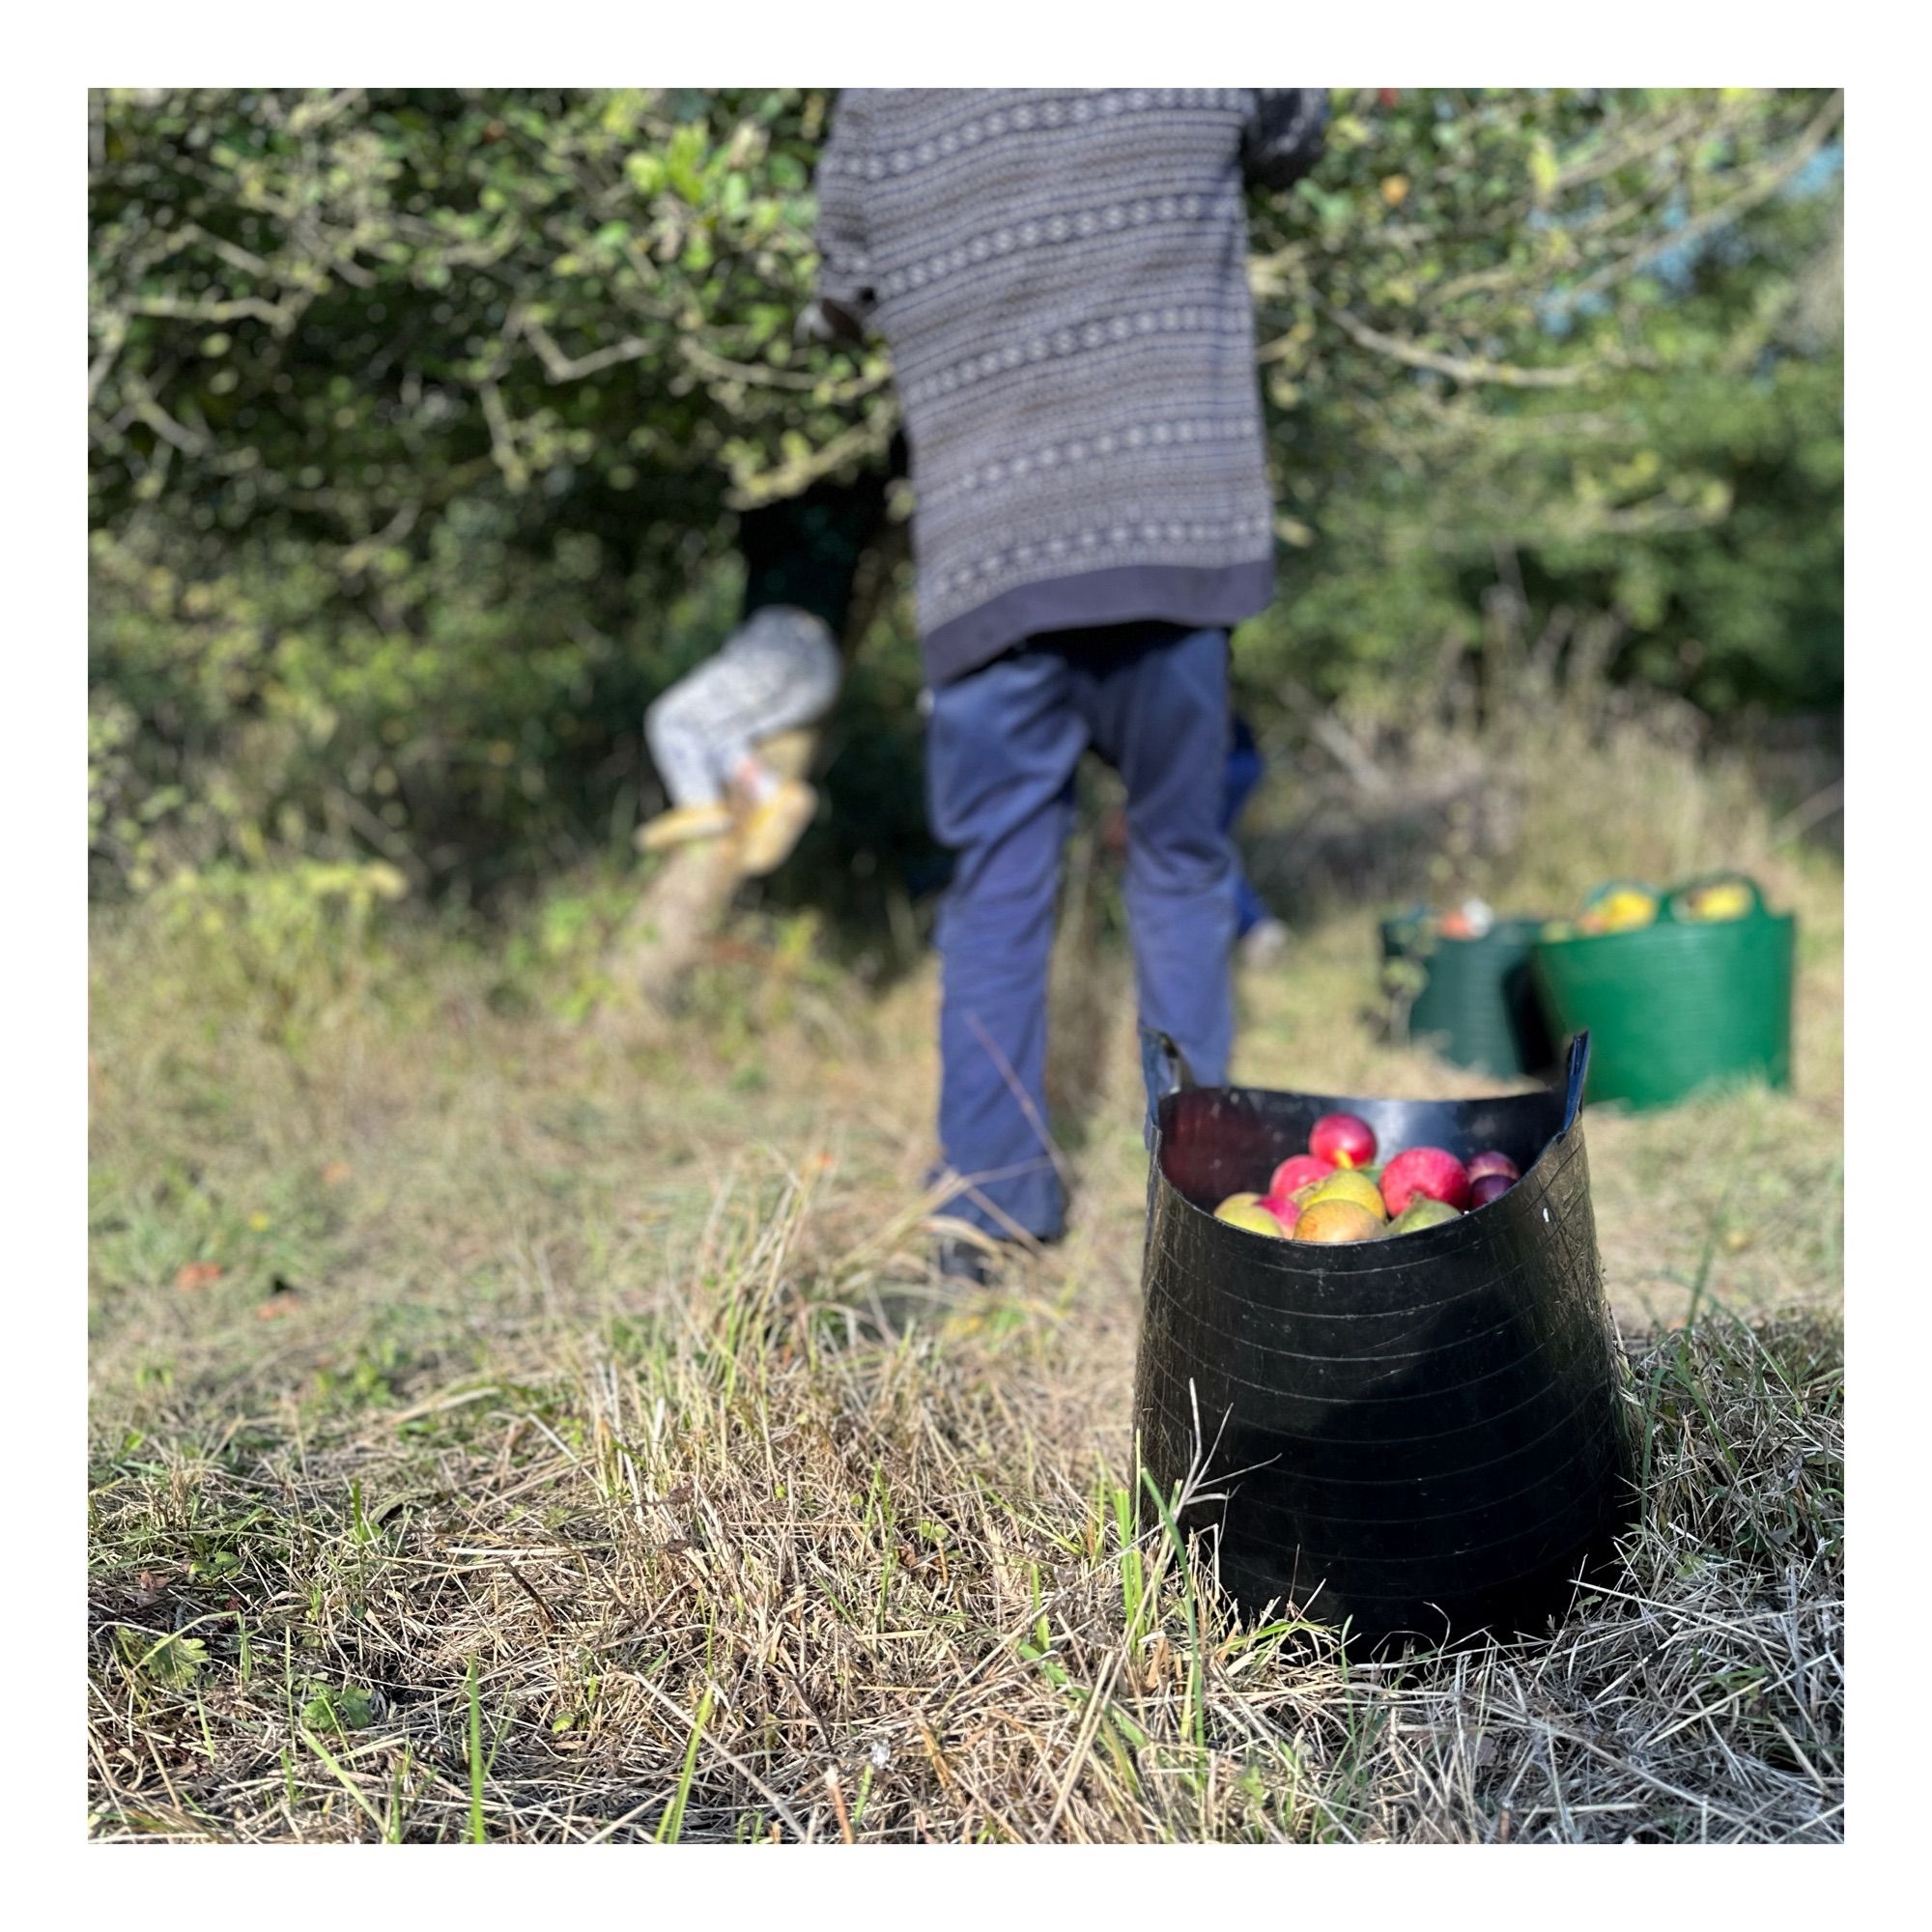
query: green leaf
[
  {"left": 137, "top": 1634, "right": 208, "bottom": 1686},
  {"left": 301, "top": 1685, "right": 376, "bottom": 1731}
]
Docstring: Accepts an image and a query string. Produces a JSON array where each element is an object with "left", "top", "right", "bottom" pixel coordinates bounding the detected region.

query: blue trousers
[
  {"left": 925, "top": 621, "right": 1236, "bottom": 1240},
  {"left": 1221, "top": 715, "right": 1271, "bottom": 938}
]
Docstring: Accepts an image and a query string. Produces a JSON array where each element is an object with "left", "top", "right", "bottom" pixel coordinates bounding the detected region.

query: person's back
[{"left": 814, "top": 88, "right": 1323, "bottom": 685}]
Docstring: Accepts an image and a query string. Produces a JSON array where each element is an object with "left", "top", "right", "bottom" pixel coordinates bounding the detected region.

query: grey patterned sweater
[{"left": 811, "top": 87, "right": 1326, "bottom": 684}]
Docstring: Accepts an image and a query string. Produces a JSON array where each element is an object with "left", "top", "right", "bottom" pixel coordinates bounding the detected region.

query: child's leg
[
  {"left": 705, "top": 609, "right": 842, "bottom": 793},
  {"left": 645, "top": 682, "right": 729, "bottom": 810},
  {"left": 639, "top": 608, "right": 841, "bottom": 867},
  {"left": 710, "top": 609, "right": 842, "bottom": 875}
]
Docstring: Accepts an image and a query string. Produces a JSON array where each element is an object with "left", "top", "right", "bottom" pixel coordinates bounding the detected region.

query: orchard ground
[{"left": 87, "top": 717, "right": 1843, "bottom": 1843}]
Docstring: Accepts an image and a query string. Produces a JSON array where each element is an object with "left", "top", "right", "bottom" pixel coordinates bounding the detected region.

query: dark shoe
[{"left": 933, "top": 1236, "right": 995, "bottom": 1288}]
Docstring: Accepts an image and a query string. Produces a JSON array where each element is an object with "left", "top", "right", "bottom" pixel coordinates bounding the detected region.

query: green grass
[{"left": 87, "top": 721, "right": 1843, "bottom": 1843}]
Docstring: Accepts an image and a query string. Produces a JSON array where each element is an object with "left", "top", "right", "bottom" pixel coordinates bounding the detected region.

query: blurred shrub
[
  {"left": 89, "top": 88, "right": 1842, "bottom": 909},
  {"left": 89, "top": 509, "right": 741, "bottom": 901},
  {"left": 147, "top": 857, "right": 410, "bottom": 1044},
  {"left": 1243, "top": 86, "right": 1844, "bottom": 723}
]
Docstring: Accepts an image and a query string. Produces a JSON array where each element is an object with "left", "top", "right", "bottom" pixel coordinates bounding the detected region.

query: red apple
[
  {"left": 1309, "top": 1113, "right": 1377, "bottom": 1171},
  {"left": 1266, "top": 1152, "right": 1334, "bottom": 1203},
  {"left": 1466, "top": 1150, "right": 1520, "bottom": 1184},
  {"left": 1379, "top": 1146, "right": 1471, "bottom": 1217},
  {"left": 1467, "top": 1172, "right": 1514, "bottom": 1208},
  {"left": 1266, "top": 1194, "right": 1303, "bottom": 1233}
]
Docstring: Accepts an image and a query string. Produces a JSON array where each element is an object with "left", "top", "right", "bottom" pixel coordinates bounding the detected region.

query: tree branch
[
  {"left": 1552, "top": 102, "right": 1716, "bottom": 192},
  {"left": 88, "top": 313, "right": 128, "bottom": 409},
  {"left": 678, "top": 336, "right": 890, "bottom": 401},
  {"left": 1316, "top": 300, "right": 1596, "bottom": 389},
  {"left": 338, "top": 500, "right": 421, "bottom": 577},
  {"left": 175, "top": 220, "right": 277, "bottom": 282},
  {"left": 724, "top": 413, "right": 897, "bottom": 509},
  {"left": 120, "top": 370, "right": 210, "bottom": 454},
  {"left": 128, "top": 294, "right": 297, "bottom": 333},
  {"left": 516, "top": 313, "right": 655, "bottom": 384},
  {"left": 475, "top": 379, "right": 530, "bottom": 491},
  {"left": 1564, "top": 89, "right": 1843, "bottom": 303}
]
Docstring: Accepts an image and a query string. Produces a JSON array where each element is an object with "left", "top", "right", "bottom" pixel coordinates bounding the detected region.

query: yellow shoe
[
  {"left": 635, "top": 802, "right": 735, "bottom": 853},
  {"left": 734, "top": 779, "right": 817, "bottom": 877}
]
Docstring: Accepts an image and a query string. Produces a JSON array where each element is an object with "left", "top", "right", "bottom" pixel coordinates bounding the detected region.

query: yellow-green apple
[
  {"left": 1385, "top": 1194, "right": 1462, "bottom": 1236},
  {"left": 1303, "top": 1170, "right": 1388, "bottom": 1222},
  {"left": 1293, "top": 1198, "right": 1382, "bottom": 1244},
  {"left": 1216, "top": 1198, "right": 1290, "bottom": 1238}
]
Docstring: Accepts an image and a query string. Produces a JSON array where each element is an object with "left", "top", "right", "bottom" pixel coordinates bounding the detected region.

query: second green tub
[{"left": 1379, "top": 911, "right": 1557, "bottom": 1078}]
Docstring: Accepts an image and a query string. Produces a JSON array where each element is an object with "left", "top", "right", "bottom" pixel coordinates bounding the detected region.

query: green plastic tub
[
  {"left": 1530, "top": 876, "right": 1795, "bottom": 1111},
  {"left": 1379, "top": 910, "right": 1557, "bottom": 1078}
]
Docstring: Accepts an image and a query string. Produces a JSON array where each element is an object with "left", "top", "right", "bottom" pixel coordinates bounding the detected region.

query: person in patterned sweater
[{"left": 805, "top": 88, "right": 1326, "bottom": 1279}]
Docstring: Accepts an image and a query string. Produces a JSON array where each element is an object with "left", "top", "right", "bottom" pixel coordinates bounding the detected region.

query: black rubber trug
[{"left": 1132, "top": 1031, "right": 1635, "bottom": 1649}]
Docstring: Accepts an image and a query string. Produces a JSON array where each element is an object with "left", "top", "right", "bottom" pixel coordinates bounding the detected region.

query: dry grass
[{"left": 87, "top": 718, "right": 1844, "bottom": 1844}]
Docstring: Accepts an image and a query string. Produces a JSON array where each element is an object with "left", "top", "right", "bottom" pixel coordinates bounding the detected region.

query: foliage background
[{"left": 88, "top": 87, "right": 1843, "bottom": 914}]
